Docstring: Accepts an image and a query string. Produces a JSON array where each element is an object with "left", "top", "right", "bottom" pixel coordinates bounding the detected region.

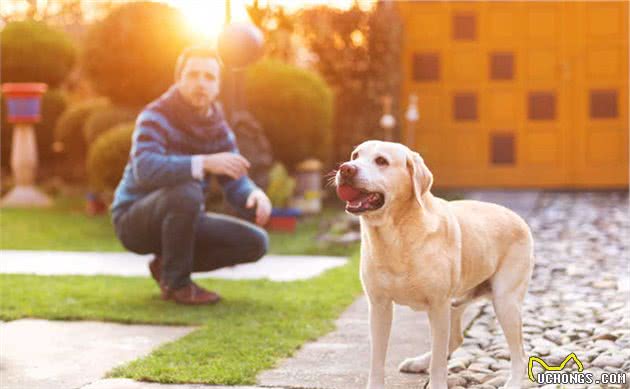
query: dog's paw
[{"left": 398, "top": 353, "right": 431, "bottom": 373}]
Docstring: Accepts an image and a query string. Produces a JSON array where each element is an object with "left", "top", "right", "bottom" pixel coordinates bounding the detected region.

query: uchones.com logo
[{"left": 528, "top": 352, "right": 626, "bottom": 386}]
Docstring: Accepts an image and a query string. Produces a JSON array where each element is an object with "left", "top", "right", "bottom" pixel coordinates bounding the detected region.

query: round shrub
[
  {"left": 245, "top": 59, "right": 333, "bottom": 169},
  {"left": 83, "top": 2, "right": 194, "bottom": 107},
  {"left": 37, "top": 89, "right": 68, "bottom": 163},
  {"left": 1, "top": 89, "right": 68, "bottom": 169},
  {"left": 86, "top": 122, "right": 134, "bottom": 191},
  {"left": 54, "top": 98, "right": 109, "bottom": 159},
  {"left": 82, "top": 105, "right": 138, "bottom": 144},
  {"left": 1, "top": 20, "right": 77, "bottom": 87}
]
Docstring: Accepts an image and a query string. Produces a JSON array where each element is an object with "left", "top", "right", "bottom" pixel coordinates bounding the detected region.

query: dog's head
[{"left": 335, "top": 140, "right": 433, "bottom": 218}]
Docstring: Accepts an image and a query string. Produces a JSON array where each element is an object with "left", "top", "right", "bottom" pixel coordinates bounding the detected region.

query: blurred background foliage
[
  {"left": 1, "top": 19, "right": 77, "bottom": 87},
  {"left": 1, "top": 0, "right": 402, "bottom": 201},
  {"left": 82, "top": 1, "right": 195, "bottom": 108}
]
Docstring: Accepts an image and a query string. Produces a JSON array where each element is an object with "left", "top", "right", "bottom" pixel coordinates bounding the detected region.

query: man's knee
[
  {"left": 242, "top": 226, "right": 268, "bottom": 263},
  {"left": 161, "top": 181, "right": 204, "bottom": 215}
]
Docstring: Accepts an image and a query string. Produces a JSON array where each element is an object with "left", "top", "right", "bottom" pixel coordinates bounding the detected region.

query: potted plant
[{"left": 266, "top": 162, "right": 301, "bottom": 232}]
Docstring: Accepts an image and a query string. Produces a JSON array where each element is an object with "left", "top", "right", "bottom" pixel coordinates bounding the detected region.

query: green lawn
[
  {"left": 0, "top": 196, "right": 123, "bottom": 252},
  {"left": 0, "top": 194, "right": 362, "bottom": 384},
  {"left": 0, "top": 195, "right": 350, "bottom": 256},
  {"left": 0, "top": 254, "right": 361, "bottom": 384}
]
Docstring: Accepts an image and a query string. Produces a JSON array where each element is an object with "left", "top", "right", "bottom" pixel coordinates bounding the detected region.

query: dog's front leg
[
  {"left": 367, "top": 298, "right": 393, "bottom": 389},
  {"left": 427, "top": 302, "right": 451, "bottom": 389}
]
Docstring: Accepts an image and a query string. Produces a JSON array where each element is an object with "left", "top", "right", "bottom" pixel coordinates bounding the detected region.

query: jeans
[{"left": 113, "top": 181, "right": 269, "bottom": 289}]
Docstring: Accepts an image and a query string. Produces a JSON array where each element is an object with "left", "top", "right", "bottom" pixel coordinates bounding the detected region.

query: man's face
[{"left": 176, "top": 57, "right": 221, "bottom": 110}]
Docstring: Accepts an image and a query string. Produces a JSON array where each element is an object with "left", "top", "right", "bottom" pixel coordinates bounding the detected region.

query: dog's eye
[
  {"left": 375, "top": 156, "right": 389, "bottom": 166},
  {"left": 351, "top": 153, "right": 358, "bottom": 160}
]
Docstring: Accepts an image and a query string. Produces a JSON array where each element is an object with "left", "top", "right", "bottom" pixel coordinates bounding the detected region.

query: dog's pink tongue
[{"left": 336, "top": 185, "right": 361, "bottom": 201}]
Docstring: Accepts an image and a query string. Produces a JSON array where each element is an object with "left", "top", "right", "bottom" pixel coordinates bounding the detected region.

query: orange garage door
[{"left": 399, "top": 1, "right": 628, "bottom": 188}]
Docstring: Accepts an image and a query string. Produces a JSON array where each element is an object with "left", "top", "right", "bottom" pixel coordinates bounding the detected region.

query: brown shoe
[
  {"left": 160, "top": 281, "right": 221, "bottom": 305},
  {"left": 148, "top": 255, "right": 162, "bottom": 284}
]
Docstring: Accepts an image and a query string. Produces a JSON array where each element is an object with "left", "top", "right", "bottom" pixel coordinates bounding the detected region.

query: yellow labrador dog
[{"left": 335, "top": 141, "right": 534, "bottom": 389}]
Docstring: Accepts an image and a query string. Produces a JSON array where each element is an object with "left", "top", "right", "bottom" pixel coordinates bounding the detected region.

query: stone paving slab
[
  {"left": 0, "top": 319, "right": 197, "bottom": 389},
  {"left": 0, "top": 251, "right": 347, "bottom": 282},
  {"left": 80, "top": 378, "right": 281, "bottom": 389},
  {"left": 257, "top": 296, "right": 483, "bottom": 389}
]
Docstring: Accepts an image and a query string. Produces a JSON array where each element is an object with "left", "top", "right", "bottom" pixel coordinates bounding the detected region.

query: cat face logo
[{"left": 528, "top": 353, "right": 584, "bottom": 382}]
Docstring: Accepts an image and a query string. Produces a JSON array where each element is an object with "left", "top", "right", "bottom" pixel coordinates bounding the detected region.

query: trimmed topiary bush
[
  {"left": 37, "top": 89, "right": 68, "bottom": 164},
  {"left": 1, "top": 20, "right": 77, "bottom": 87},
  {"left": 245, "top": 59, "right": 333, "bottom": 169},
  {"left": 86, "top": 122, "right": 134, "bottom": 191},
  {"left": 83, "top": 2, "right": 194, "bottom": 107},
  {"left": 54, "top": 98, "right": 109, "bottom": 159},
  {"left": 82, "top": 105, "right": 138, "bottom": 144},
  {"left": 266, "top": 162, "right": 296, "bottom": 208},
  {"left": 1, "top": 89, "right": 68, "bottom": 169}
]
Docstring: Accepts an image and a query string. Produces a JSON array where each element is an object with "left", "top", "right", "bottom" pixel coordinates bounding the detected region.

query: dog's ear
[{"left": 406, "top": 151, "right": 433, "bottom": 207}]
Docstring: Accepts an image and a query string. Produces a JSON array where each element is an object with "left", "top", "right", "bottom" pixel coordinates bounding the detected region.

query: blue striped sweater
[{"left": 110, "top": 86, "right": 258, "bottom": 223}]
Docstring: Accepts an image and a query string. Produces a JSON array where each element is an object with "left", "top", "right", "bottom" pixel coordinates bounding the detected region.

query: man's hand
[
  {"left": 246, "top": 189, "right": 272, "bottom": 226},
  {"left": 202, "top": 152, "right": 251, "bottom": 179}
]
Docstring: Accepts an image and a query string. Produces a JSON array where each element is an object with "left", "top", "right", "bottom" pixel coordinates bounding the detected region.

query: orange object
[
  {"left": 398, "top": 2, "right": 628, "bottom": 188},
  {"left": 1, "top": 83, "right": 48, "bottom": 96}
]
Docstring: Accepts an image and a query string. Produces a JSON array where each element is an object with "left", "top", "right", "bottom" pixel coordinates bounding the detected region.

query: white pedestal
[
  {"left": 1, "top": 123, "right": 52, "bottom": 208},
  {"left": 1, "top": 185, "right": 52, "bottom": 207}
]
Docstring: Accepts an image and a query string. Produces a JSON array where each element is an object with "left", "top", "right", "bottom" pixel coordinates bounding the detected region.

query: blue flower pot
[{"left": 1, "top": 83, "right": 48, "bottom": 124}]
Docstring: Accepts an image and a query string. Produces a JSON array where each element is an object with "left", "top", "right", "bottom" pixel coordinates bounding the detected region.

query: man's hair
[{"left": 174, "top": 46, "right": 221, "bottom": 81}]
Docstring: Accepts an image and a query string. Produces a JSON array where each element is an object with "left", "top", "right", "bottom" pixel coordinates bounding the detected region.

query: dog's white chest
[{"left": 368, "top": 270, "right": 429, "bottom": 311}]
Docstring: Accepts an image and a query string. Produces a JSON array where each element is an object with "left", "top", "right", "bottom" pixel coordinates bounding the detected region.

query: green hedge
[
  {"left": 86, "top": 122, "right": 134, "bottom": 191},
  {"left": 83, "top": 2, "right": 194, "bottom": 107},
  {"left": 1, "top": 90, "right": 67, "bottom": 169},
  {"left": 1, "top": 20, "right": 77, "bottom": 87},
  {"left": 245, "top": 59, "right": 333, "bottom": 169},
  {"left": 54, "top": 98, "right": 109, "bottom": 160},
  {"left": 82, "top": 105, "right": 137, "bottom": 144}
]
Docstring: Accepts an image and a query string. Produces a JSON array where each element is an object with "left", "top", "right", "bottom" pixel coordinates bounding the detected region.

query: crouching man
[{"left": 110, "top": 46, "right": 271, "bottom": 305}]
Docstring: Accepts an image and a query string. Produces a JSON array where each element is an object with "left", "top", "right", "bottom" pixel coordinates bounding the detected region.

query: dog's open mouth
[{"left": 336, "top": 185, "right": 385, "bottom": 214}]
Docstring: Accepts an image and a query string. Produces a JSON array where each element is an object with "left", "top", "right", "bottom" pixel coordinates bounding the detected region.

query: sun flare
[
  {"left": 166, "top": 0, "right": 251, "bottom": 42},
  {"left": 166, "top": 0, "right": 373, "bottom": 43}
]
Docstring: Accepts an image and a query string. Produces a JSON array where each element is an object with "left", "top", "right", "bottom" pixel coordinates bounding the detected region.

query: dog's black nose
[{"left": 339, "top": 162, "right": 357, "bottom": 179}]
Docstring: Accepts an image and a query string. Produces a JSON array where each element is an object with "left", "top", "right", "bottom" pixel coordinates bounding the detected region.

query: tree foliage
[
  {"left": 83, "top": 1, "right": 194, "bottom": 107},
  {"left": 1, "top": 20, "right": 77, "bottom": 87}
]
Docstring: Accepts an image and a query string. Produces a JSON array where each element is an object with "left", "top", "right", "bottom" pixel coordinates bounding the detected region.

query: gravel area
[{"left": 446, "top": 192, "right": 630, "bottom": 389}]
